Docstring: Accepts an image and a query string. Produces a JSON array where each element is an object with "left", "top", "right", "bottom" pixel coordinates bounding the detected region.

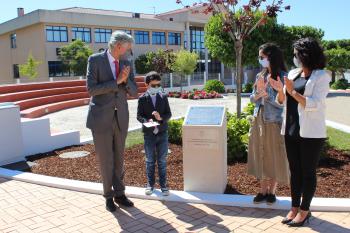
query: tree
[
  {"left": 177, "top": 0, "right": 290, "bottom": 117},
  {"left": 149, "top": 49, "right": 176, "bottom": 75},
  {"left": 325, "top": 48, "right": 350, "bottom": 82},
  {"left": 135, "top": 54, "right": 151, "bottom": 74},
  {"left": 172, "top": 50, "right": 199, "bottom": 92},
  {"left": 58, "top": 40, "right": 93, "bottom": 76},
  {"left": 19, "top": 53, "right": 42, "bottom": 79}
]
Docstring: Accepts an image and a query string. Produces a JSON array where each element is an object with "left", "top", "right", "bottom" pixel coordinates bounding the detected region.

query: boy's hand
[
  {"left": 152, "top": 111, "right": 162, "bottom": 121},
  {"left": 148, "top": 119, "right": 153, "bottom": 122}
]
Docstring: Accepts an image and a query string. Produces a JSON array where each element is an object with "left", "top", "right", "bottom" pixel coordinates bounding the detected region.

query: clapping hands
[{"left": 254, "top": 76, "right": 268, "bottom": 100}]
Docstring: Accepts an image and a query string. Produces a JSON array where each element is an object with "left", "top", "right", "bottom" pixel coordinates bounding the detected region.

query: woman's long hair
[{"left": 258, "top": 43, "right": 287, "bottom": 80}]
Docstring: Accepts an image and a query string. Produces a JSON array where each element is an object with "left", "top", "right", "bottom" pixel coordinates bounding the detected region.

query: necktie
[{"left": 114, "top": 60, "right": 119, "bottom": 80}]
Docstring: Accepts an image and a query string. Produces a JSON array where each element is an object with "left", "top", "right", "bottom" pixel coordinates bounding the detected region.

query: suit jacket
[
  {"left": 86, "top": 50, "right": 138, "bottom": 133},
  {"left": 137, "top": 92, "right": 172, "bottom": 135}
]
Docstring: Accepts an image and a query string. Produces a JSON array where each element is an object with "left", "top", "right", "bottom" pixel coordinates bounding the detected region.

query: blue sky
[{"left": 0, "top": 0, "right": 349, "bottom": 40}]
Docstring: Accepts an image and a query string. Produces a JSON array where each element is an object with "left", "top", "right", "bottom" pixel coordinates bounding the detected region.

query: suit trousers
[{"left": 92, "top": 110, "right": 126, "bottom": 199}]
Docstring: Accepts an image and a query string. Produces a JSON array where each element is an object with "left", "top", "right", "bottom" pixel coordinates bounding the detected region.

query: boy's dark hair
[
  {"left": 145, "top": 71, "right": 161, "bottom": 84},
  {"left": 293, "top": 37, "right": 326, "bottom": 70}
]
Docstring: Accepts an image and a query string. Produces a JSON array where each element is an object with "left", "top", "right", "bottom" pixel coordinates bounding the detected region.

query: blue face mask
[
  {"left": 258, "top": 57, "right": 270, "bottom": 68},
  {"left": 148, "top": 87, "right": 162, "bottom": 96}
]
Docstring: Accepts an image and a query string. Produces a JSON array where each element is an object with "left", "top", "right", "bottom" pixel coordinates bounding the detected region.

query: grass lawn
[
  {"left": 125, "top": 130, "right": 144, "bottom": 148},
  {"left": 125, "top": 127, "right": 350, "bottom": 153},
  {"left": 327, "top": 127, "right": 350, "bottom": 152}
]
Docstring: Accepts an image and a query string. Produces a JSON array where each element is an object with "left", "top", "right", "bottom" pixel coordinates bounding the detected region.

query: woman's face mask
[
  {"left": 293, "top": 56, "right": 302, "bottom": 68},
  {"left": 258, "top": 57, "right": 270, "bottom": 68}
]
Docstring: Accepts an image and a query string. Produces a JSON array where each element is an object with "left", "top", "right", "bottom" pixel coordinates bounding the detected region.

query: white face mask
[
  {"left": 258, "top": 58, "right": 270, "bottom": 68},
  {"left": 293, "top": 56, "right": 302, "bottom": 68},
  {"left": 148, "top": 87, "right": 162, "bottom": 96}
]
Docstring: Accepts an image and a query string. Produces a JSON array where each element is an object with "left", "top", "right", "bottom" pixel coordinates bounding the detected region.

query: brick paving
[{"left": 0, "top": 178, "right": 349, "bottom": 233}]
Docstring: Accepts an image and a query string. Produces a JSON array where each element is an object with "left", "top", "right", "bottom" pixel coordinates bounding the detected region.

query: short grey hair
[{"left": 108, "top": 31, "right": 134, "bottom": 51}]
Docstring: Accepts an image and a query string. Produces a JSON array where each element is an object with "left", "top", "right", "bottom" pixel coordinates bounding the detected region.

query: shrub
[
  {"left": 168, "top": 118, "right": 184, "bottom": 145},
  {"left": 135, "top": 54, "right": 151, "bottom": 74},
  {"left": 242, "top": 102, "right": 255, "bottom": 118},
  {"left": 242, "top": 82, "right": 254, "bottom": 93},
  {"left": 331, "top": 78, "right": 349, "bottom": 90},
  {"left": 204, "top": 80, "right": 225, "bottom": 93},
  {"left": 227, "top": 114, "right": 251, "bottom": 162}
]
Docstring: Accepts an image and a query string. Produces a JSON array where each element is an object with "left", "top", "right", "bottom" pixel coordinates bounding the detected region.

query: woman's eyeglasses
[{"left": 150, "top": 84, "right": 161, "bottom": 88}]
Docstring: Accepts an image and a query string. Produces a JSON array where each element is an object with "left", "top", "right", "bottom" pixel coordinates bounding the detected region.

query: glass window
[
  {"left": 13, "top": 64, "right": 19, "bottom": 78},
  {"left": 10, "top": 33, "right": 16, "bottom": 48},
  {"left": 72, "top": 27, "right": 91, "bottom": 43},
  {"left": 95, "top": 28, "right": 112, "bottom": 43},
  {"left": 168, "top": 32, "right": 181, "bottom": 45},
  {"left": 152, "top": 31, "right": 166, "bottom": 45},
  {"left": 135, "top": 31, "right": 149, "bottom": 44},
  {"left": 48, "top": 61, "right": 70, "bottom": 77},
  {"left": 46, "top": 26, "right": 68, "bottom": 42}
]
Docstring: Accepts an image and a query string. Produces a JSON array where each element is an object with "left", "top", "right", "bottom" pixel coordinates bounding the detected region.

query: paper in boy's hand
[{"left": 143, "top": 121, "right": 160, "bottom": 128}]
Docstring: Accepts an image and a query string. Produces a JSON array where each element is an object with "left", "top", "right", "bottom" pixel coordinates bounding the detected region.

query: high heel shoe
[
  {"left": 281, "top": 217, "right": 293, "bottom": 224},
  {"left": 287, "top": 211, "right": 312, "bottom": 227}
]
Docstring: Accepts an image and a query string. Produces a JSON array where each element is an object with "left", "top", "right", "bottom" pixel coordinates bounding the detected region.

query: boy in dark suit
[{"left": 137, "top": 71, "right": 172, "bottom": 196}]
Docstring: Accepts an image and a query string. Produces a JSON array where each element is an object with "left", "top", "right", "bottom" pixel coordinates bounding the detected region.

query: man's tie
[{"left": 114, "top": 60, "right": 119, "bottom": 80}]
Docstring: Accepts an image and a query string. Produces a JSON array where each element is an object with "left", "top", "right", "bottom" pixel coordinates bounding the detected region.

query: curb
[{"left": 0, "top": 167, "right": 349, "bottom": 212}]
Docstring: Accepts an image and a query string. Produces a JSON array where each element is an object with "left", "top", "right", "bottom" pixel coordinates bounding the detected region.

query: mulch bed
[{"left": 27, "top": 144, "right": 350, "bottom": 198}]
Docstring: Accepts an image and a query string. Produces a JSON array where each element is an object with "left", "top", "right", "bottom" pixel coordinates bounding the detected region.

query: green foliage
[
  {"left": 172, "top": 50, "right": 198, "bottom": 75},
  {"left": 59, "top": 40, "right": 93, "bottom": 76},
  {"left": 204, "top": 80, "right": 225, "bottom": 93},
  {"left": 135, "top": 54, "right": 151, "bottom": 74},
  {"left": 323, "top": 39, "right": 350, "bottom": 51},
  {"left": 242, "top": 102, "right": 255, "bottom": 117},
  {"left": 205, "top": 12, "right": 324, "bottom": 68},
  {"left": 19, "top": 53, "right": 42, "bottom": 79},
  {"left": 331, "top": 78, "right": 349, "bottom": 90},
  {"left": 326, "top": 127, "right": 350, "bottom": 153},
  {"left": 325, "top": 48, "right": 350, "bottom": 75},
  {"left": 227, "top": 114, "right": 251, "bottom": 162},
  {"left": 242, "top": 82, "right": 254, "bottom": 93},
  {"left": 125, "top": 130, "right": 144, "bottom": 148},
  {"left": 168, "top": 118, "right": 184, "bottom": 145}
]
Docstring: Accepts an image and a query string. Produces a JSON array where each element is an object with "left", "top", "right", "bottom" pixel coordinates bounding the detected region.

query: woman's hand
[
  {"left": 284, "top": 77, "right": 294, "bottom": 95},
  {"left": 256, "top": 75, "right": 266, "bottom": 93},
  {"left": 269, "top": 76, "right": 284, "bottom": 93}
]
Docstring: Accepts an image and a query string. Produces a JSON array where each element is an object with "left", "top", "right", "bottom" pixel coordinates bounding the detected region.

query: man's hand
[
  {"left": 152, "top": 111, "right": 162, "bottom": 121},
  {"left": 117, "top": 66, "right": 130, "bottom": 85}
]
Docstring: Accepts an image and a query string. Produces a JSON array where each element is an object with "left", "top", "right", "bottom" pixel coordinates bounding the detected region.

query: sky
[{"left": 0, "top": 0, "right": 349, "bottom": 40}]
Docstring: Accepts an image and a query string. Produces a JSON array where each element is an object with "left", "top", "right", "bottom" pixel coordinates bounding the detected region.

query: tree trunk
[
  {"left": 234, "top": 40, "right": 243, "bottom": 118},
  {"left": 331, "top": 71, "right": 336, "bottom": 83}
]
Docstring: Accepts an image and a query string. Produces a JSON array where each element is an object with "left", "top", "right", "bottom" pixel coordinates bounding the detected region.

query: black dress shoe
[
  {"left": 266, "top": 193, "right": 276, "bottom": 205},
  {"left": 114, "top": 195, "right": 134, "bottom": 207},
  {"left": 253, "top": 193, "right": 267, "bottom": 204},
  {"left": 106, "top": 198, "right": 117, "bottom": 212},
  {"left": 287, "top": 211, "right": 312, "bottom": 227}
]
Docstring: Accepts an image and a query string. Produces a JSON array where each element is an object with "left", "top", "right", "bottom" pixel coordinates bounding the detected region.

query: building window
[
  {"left": 10, "top": 33, "right": 17, "bottom": 48},
  {"left": 48, "top": 61, "right": 70, "bottom": 77},
  {"left": 152, "top": 32, "right": 166, "bottom": 45},
  {"left": 46, "top": 26, "right": 68, "bottom": 42},
  {"left": 95, "top": 28, "right": 112, "bottom": 43},
  {"left": 135, "top": 31, "right": 149, "bottom": 44},
  {"left": 72, "top": 27, "right": 91, "bottom": 43},
  {"left": 13, "top": 64, "right": 19, "bottom": 78},
  {"left": 168, "top": 32, "right": 181, "bottom": 45}
]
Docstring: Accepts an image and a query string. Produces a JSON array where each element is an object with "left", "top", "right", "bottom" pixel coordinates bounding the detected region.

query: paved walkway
[
  {"left": 0, "top": 178, "right": 349, "bottom": 233},
  {"left": 45, "top": 95, "right": 251, "bottom": 140}
]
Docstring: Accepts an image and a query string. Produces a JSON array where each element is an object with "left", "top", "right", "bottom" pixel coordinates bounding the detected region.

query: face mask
[
  {"left": 148, "top": 87, "right": 162, "bottom": 96},
  {"left": 293, "top": 56, "right": 302, "bottom": 68},
  {"left": 258, "top": 58, "right": 270, "bottom": 68}
]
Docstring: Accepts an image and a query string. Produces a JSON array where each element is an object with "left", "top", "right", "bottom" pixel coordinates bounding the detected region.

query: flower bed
[{"left": 168, "top": 90, "right": 223, "bottom": 99}]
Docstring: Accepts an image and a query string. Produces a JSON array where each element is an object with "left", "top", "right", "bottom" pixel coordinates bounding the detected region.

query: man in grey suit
[{"left": 86, "top": 31, "right": 138, "bottom": 212}]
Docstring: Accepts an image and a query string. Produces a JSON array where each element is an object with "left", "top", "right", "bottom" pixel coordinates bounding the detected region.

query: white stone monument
[{"left": 182, "top": 105, "right": 227, "bottom": 193}]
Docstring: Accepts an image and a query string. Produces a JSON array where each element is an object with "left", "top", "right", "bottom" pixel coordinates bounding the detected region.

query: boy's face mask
[{"left": 147, "top": 83, "right": 162, "bottom": 96}]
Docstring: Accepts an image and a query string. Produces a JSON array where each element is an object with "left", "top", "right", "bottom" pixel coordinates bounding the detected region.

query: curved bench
[{"left": 0, "top": 77, "right": 147, "bottom": 118}]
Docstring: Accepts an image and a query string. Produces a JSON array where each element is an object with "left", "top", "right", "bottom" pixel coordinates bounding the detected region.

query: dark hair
[
  {"left": 145, "top": 71, "right": 161, "bottom": 84},
  {"left": 293, "top": 37, "right": 326, "bottom": 70},
  {"left": 259, "top": 43, "right": 287, "bottom": 80}
]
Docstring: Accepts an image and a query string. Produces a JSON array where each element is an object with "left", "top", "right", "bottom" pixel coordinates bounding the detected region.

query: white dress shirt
[{"left": 107, "top": 49, "right": 119, "bottom": 80}]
